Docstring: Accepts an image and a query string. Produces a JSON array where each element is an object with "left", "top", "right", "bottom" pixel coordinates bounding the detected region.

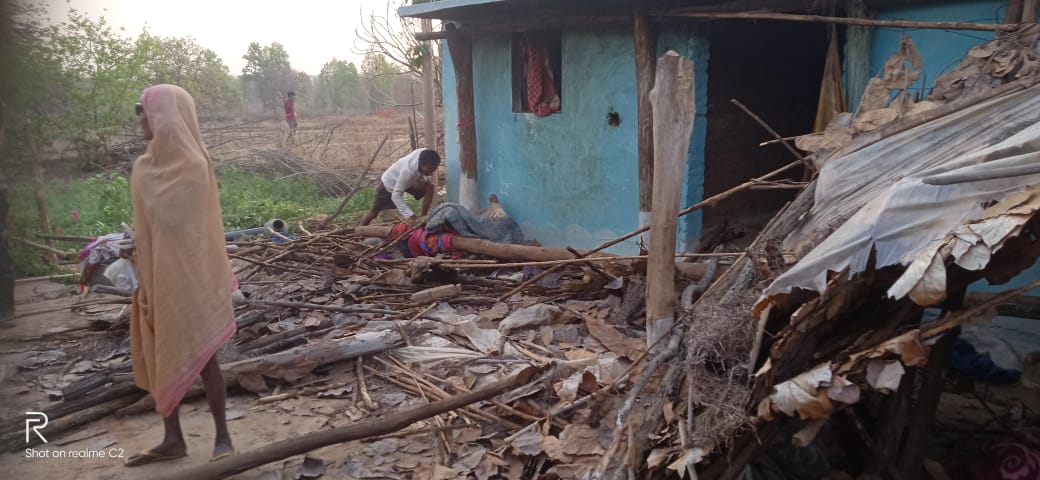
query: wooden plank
[
  {"left": 646, "top": 51, "right": 696, "bottom": 351},
  {"left": 668, "top": 10, "right": 1020, "bottom": 32},
  {"left": 446, "top": 24, "right": 479, "bottom": 210},
  {"left": 634, "top": 6, "right": 657, "bottom": 238}
]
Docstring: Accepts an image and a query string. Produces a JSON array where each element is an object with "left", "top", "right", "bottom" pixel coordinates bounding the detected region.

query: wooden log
[
  {"left": 634, "top": 6, "right": 657, "bottom": 238},
  {"left": 410, "top": 284, "right": 462, "bottom": 303},
  {"left": 897, "top": 331, "right": 957, "bottom": 475},
  {"left": 155, "top": 366, "right": 546, "bottom": 480},
  {"left": 646, "top": 51, "right": 696, "bottom": 350},
  {"left": 446, "top": 24, "right": 479, "bottom": 210},
  {"left": 222, "top": 330, "right": 403, "bottom": 385},
  {"left": 1, "top": 391, "right": 144, "bottom": 451},
  {"left": 667, "top": 10, "right": 1020, "bottom": 32},
  {"left": 965, "top": 291, "right": 1040, "bottom": 319},
  {"left": 414, "top": 30, "right": 446, "bottom": 41}
]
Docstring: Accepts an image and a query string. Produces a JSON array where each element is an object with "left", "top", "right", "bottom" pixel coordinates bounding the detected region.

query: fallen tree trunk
[
  {"left": 355, "top": 226, "right": 709, "bottom": 279},
  {"left": 156, "top": 365, "right": 546, "bottom": 480},
  {"left": 222, "top": 330, "right": 402, "bottom": 387}
]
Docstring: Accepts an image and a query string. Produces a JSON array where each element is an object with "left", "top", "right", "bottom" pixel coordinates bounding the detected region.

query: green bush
[{"left": 8, "top": 166, "right": 390, "bottom": 276}]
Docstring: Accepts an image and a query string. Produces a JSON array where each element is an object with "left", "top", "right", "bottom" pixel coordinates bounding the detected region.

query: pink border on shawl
[{"left": 152, "top": 314, "right": 236, "bottom": 417}]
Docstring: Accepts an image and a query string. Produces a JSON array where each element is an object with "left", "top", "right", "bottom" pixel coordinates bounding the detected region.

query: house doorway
[{"left": 700, "top": 20, "right": 831, "bottom": 247}]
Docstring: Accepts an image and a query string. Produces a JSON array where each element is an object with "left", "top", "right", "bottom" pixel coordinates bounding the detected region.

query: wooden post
[
  {"left": 1023, "top": 0, "right": 1038, "bottom": 22},
  {"left": 28, "top": 136, "right": 57, "bottom": 264},
  {"left": 421, "top": 18, "right": 439, "bottom": 194},
  {"left": 446, "top": 24, "right": 479, "bottom": 210},
  {"left": 646, "top": 51, "right": 695, "bottom": 351},
  {"left": 1006, "top": 0, "right": 1025, "bottom": 23},
  {"left": 0, "top": 99, "right": 12, "bottom": 320},
  {"left": 634, "top": 6, "right": 657, "bottom": 245}
]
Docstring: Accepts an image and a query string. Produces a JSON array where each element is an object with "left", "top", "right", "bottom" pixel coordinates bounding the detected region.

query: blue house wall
[{"left": 441, "top": 27, "right": 709, "bottom": 254}]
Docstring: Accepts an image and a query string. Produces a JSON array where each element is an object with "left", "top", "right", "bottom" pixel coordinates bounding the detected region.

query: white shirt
[{"left": 381, "top": 148, "right": 431, "bottom": 218}]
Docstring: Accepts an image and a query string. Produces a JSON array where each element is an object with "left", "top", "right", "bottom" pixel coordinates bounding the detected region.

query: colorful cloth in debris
[
  {"left": 426, "top": 202, "right": 524, "bottom": 245},
  {"left": 130, "top": 84, "right": 236, "bottom": 417},
  {"left": 390, "top": 223, "right": 456, "bottom": 258}
]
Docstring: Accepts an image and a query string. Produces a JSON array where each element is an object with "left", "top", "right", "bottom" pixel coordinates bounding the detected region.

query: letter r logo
[{"left": 25, "top": 412, "right": 48, "bottom": 444}]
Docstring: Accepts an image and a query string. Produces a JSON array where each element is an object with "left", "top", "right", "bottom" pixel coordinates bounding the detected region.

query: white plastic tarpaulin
[{"left": 756, "top": 85, "right": 1040, "bottom": 315}]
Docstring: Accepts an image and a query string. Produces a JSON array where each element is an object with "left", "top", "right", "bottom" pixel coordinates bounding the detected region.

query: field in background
[{"left": 9, "top": 111, "right": 436, "bottom": 276}]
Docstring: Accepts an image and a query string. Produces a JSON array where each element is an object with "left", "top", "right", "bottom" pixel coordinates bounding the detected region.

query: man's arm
[{"left": 391, "top": 184, "right": 415, "bottom": 218}]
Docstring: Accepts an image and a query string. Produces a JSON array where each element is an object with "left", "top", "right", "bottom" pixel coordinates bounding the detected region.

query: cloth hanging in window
[{"left": 524, "top": 34, "right": 561, "bottom": 116}]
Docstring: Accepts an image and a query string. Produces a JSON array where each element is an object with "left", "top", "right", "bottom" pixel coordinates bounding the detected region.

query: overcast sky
[{"left": 44, "top": 0, "right": 407, "bottom": 75}]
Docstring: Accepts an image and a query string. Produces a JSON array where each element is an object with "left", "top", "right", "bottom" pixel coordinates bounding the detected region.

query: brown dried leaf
[
  {"left": 511, "top": 430, "right": 544, "bottom": 456},
  {"left": 647, "top": 448, "right": 671, "bottom": 469},
  {"left": 663, "top": 401, "right": 676, "bottom": 424},
  {"left": 584, "top": 313, "right": 646, "bottom": 360},
  {"left": 560, "top": 424, "right": 604, "bottom": 456},
  {"left": 541, "top": 435, "right": 574, "bottom": 463}
]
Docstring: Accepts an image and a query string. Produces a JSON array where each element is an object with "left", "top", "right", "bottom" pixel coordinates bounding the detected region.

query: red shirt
[{"left": 284, "top": 98, "right": 295, "bottom": 120}]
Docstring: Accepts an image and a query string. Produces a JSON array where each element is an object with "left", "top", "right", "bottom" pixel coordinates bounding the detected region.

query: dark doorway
[{"left": 701, "top": 20, "right": 829, "bottom": 244}]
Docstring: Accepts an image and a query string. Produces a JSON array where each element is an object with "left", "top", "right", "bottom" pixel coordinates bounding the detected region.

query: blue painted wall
[
  {"left": 869, "top": 1, "right": 1009, "bottom": 100},
  {"left": 441, "top": 27, "right": 710, "bottom": 254}
]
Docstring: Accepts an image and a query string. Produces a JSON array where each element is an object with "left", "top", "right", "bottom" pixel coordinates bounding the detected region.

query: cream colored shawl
[{"left": 130, "top": 84, "right": 235, "bottom": 417}]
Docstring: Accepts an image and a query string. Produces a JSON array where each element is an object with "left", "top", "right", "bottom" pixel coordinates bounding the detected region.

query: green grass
[{"left": 7, "top": 165, "right": 401, "bottom": 276}]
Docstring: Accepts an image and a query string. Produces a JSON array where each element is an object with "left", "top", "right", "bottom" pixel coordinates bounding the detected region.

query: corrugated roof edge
[{"left": 398, "top": 0, "right": 510, "bottom": 18}]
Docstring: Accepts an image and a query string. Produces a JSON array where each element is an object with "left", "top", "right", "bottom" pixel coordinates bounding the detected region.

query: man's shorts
[
  {"left": 370, "top": 182, "right": 426, "bottom": 213},
  {"left": 286, "top": 118, "right": 298, "bottom": 129}
]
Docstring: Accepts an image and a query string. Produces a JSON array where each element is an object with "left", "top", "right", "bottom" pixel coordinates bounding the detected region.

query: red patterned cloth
[{"left": 524, "top": 35, "right": 560, "bottom": 117}]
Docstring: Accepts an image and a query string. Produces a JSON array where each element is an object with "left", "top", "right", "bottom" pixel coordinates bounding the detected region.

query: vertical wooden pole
[
  {"left": 0, "top": 99, "right": 13, "bottom": 319},
  {"left": 421, "top": 19, "right": 439, "bottom": 192},
  {"left": 1005, "top": 0, "right": 1024, "bottom": 23},
  {"left": 634, "top": 7, "right": 657, "bottom": 246},
  {"left": 646, "top": 51, "right": 695, "bottom": 350},
  {"left": 446, "top": 24, "right": 479, "bottom": 210},
  {"left": 29, "top": 135, "right": 57, "bottom": 265},
  {"left": 1022, "top": 0, "right": 1038, "bottom": 22}
]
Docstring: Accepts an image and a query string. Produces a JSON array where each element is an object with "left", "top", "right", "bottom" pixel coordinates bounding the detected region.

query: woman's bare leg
[{"left": 200, "top": 355, "right": 234, "bottom": 458}]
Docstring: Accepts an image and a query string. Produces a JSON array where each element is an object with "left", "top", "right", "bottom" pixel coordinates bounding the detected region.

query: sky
[{"left": 43, "top": 0, "right": 407, "bottom": 75}]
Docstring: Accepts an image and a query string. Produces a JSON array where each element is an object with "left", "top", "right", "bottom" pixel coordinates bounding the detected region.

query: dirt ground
[{"left": 0, "top": 281, "right": 456, "bottom": 480}]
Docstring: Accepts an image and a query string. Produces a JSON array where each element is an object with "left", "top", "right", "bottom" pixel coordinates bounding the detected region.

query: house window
[{"left": 511, "top": 31, "right": 562, "bottom": 116}]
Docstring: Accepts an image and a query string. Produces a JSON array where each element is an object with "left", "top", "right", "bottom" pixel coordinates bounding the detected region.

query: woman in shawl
[{"left": 124, "top": 84, "right": 236, "bottom": 466}]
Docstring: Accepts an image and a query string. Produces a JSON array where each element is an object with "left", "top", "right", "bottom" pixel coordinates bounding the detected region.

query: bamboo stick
[
  {"left": 156, "top": 368, "right": 545, "bottom": 480},
  {"left": 668, "top": 10, "right": 1020, "bottom": 32}
]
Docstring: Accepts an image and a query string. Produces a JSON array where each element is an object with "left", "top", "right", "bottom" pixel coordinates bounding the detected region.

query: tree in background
[
  {"left": 48, "top": 9, "right": 148, "bottom": 166},
  {"left": 354, "top": 1, "right": 441, "bottom": 107},
  {"left": 136, "top": 33, "right": 239, "bottom": 116},
  {"left": 241, "top": 42, "right": 311, "bottom": 114},
  {"left": 318, "top": 58, "right": 361, "bottom": 113},
  {"left": 360, "top": 51, "right": 402, "bottom": 111}
]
